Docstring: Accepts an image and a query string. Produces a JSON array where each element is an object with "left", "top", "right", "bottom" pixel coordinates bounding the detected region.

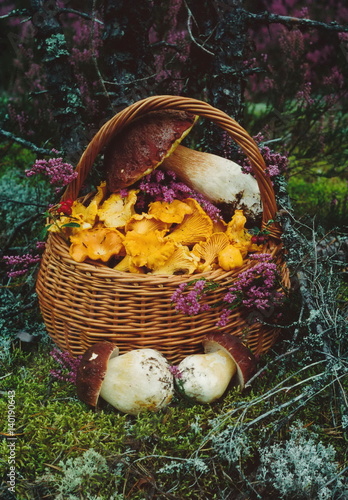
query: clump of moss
[{"left": 1, "top": 343, "right": 347, "bottom": 499}]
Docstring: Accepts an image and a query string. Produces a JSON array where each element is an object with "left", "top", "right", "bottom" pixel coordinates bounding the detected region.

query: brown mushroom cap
[
  {"left": 203, "top": 332, "right": 256, "bottom": 390},
  {"left": 103, "top": 110, "right": 197, "bottom": 191},
  {"left": 76, "top": 341, "right": 119, "bottom": 407}
]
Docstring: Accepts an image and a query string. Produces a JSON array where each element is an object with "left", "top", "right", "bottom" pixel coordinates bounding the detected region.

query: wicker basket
[{"left": 36, "top": 95, "right": 290, "bottom": 363}]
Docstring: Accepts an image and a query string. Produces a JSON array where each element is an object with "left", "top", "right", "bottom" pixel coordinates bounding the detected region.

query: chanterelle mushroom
[
  {"left": 76, "top": 342, "right": 174, "bottom": 415},
  {"left": 103, "top": 110, "right": 198, "bottom": 191},
  {"left": 175, "top": 332, "right": 256, "bottom": 403}
]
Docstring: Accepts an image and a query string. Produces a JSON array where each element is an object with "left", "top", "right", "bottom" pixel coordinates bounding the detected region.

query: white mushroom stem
[
  {"left": 162, "top": 145, "right": 262, "bottom": 219},
  {"left": 99, "top": 349, "right": 174, "bottom": 415},
  {"left": 177, "top": 349, "right": 237, "bottom": 403}
]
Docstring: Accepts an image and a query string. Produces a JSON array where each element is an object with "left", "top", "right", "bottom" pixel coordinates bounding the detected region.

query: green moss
[
  {"left": 287, "top": 175, "right": 348, "bottom": 228},
  {"left": 0, "top": 344, "right": 347, "bottom": 499}
]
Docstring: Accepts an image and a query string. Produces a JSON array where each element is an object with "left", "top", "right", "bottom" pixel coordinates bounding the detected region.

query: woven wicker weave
[{"left": 36, "top": 95, "right": 290, "bottom": 363}]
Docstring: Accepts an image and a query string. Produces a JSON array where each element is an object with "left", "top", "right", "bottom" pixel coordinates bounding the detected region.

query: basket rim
[{"left": 61, "top": 95, "right": 282, "bottom": 239}]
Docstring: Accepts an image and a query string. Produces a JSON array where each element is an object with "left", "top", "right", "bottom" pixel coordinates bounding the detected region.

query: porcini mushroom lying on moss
[
  {"left": 103, "top": 110, "right": 198, "bottom": 191},
  {"left": 175, "top": 333, "right": 257, "bottom": 403},
  {"left": 162, "top": 145, "right": 262, "bottom": 221},
  {"left": 76, "top": 342, "right": 174, "bottom": 415}
]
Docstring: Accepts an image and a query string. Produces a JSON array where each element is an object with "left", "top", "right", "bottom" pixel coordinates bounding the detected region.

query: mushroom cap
[
  {"left": 217, "top": 245, "right": 244, "bottom": 271},
  {"left": 203, "top": 332, "right": 257, "bottom": 389},
  {"left": 148, "top": 199, "right": 193, "bottom": 224},
  {"left": 123, "top": 229, "right": 176, "bottom": 269},
  {"left": 114, "top": 254, "right": 145, "bottom": 274},
  {"left": 192, "top": 232, "right": 230, "bottom": 272},
  {"left": 125, "top": 213, "right": 170, "bottom": 234},
  {"left": 69, "top": 227, "right": 125, "bottom": 263},
  {"left": 150, "top": 244, "right": 199, "bottom": 275},
  {"left": 103, "top": 110, "right": 197, "bottom": 191},
  {"left": 167, "top": 198, "right": 213, "bottom": 246},
  {"left": 98, "top": 189, "right": 138, "bottom": 228},
  {"left": 76, "top": 341, "right": 119, "bottom": 407},
  {"left": 225, "top": 210, "right": 253, "bottom": 257}
]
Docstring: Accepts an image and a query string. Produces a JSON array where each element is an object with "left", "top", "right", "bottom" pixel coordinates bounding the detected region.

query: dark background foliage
[{"left": 0, "top": 1, "right": 347, "bottom": 498}]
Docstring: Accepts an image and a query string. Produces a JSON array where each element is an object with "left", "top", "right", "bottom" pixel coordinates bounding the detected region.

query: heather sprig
[
  {"left": 217, "top": 253, "right": 284, "bottom": 327},
  {"left": 171, "top": 254, "right": 284, "bottom": 327},
  {"left": 50, "top": 347, "right": 82, "bottom": 385},
  {"left": 242, "top": 134, "right": 289, "bottom": 179},
  {"left": 171, "top": 279, "right": 219, "bottom": 316},
  {"left": 137, "top": 168, "right": 222, "bottom": 221},
  {"left": 25, "top": 151, "right": 78, "bottom": 192},
  {"left": 3, "top": 253, "right": 41, "bottom": 278}
]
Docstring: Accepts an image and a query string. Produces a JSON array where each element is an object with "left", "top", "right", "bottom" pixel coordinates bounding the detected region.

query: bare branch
[
  {"left": 183, "top": 0, "right": 215, "bottom": 56},
  {"left": 246, "top": 10, "right": 348, "bottom": 33},
  {"left": 0, "top": 128, "right": 51, "bottom": 155},
  {"left": 0, "top": 8, "right": 29, "bottom": 20},
  {"left": 58, "top": 8, "right": 103, "bottom": 24}
]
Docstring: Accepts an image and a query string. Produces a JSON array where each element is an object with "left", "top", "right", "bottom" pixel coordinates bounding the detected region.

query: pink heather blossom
[
  {"left": 171, "top": 254, "right": 284, "bottom": 327},
  {"left": 137, "top": 168, "right": 221, "bottom": 221},
  {"left": 169, "top": 365, "right": 183, "bottom": 379},
  {"left": 25, "top": 154, "right": 78, "bottom": 191},
  {"left": 50, "top": 347, "right": 82, "bottom": 385},
  {"left": 3, "top": 253, "right": 41, "bottom": 278},
  {"left": 242, "top": 136, "right": 288, "bottom": 179},
  {"left": 36, "top": 241, "right": 46, "bottom": 251},
  {"left": 171, "top": 280, "right": 211, "bottom": 316},
  {"left": 220, "top": 254, "right": 284, "bottom": 320}
]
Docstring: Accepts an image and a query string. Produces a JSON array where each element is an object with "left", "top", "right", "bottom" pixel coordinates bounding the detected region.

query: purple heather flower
[
  {"left": 171, "top": 280, "right": 211, "bottom": 316},
  {"left": 169, "top": 365, "right": 183, "bottom": 379},
  {"left": 171, "top": 253, "right": 284, "bottom": 327},
  {"left": 3, "top": 253, "right": 41, "bottom": 278},
  {"left": 26, "top": 153, "right": 78, "bottom": 191},
  {"left": 137, "top": 168, "right": 222, "bottom": 222},
  {"left": 50, "top": 347, "right": 82, "bottom": 385}
]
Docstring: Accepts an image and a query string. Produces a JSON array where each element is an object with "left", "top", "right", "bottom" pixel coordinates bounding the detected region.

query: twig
[
  {"left": 184, "top": 0, "right": 215, "bottom": 56},
  {"left": 59, "top": 8, "right": 103, "bottom": 24},
  {"left": 0, "top": 128, "right": 51, "bottom": 155},
  {"left": 245, "top": 347, "right": 300, "bottom": 388},
  {"left": 246, "top": 10, "right": 348, "bottom": 33},
  {"left": 90, "top": 0, "right": 114, "bottom": 113},
  {"left": 0, "top": 8, "right": 29, "bottom": 19}
]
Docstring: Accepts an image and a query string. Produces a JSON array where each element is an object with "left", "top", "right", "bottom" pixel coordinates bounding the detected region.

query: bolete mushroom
[
  {"left": 175, "top": 333, "right": 257, "bottom": 403},
  {"left": 162, "top": 145, "right": 262, "bottom": 222},
  {"left": 76, "top": 342, "right": 174, "bottom": 415},
  {"left": 103, "top": 111, "right": 198, "bottom": 191}
]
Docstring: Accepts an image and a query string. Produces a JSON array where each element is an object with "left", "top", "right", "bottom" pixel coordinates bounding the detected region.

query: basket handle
[{"left": 62, "top": 95, "right": 281, "bottom": 238}]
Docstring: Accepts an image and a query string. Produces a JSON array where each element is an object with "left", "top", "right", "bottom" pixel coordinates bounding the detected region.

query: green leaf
[
  {"left": 39, "top": 225, "right": 51, "bottom": 239},
  {"left": 62, "top": 222, "right": 80, "bottom": 228}
]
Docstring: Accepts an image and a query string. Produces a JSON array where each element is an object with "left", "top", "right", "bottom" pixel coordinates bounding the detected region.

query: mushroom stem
[
  {"left": 177, "top": 349, "right": 237, "bottom": 403},
  {"left": 162, "top": 145, "right": 262, "bottom": 219}
]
